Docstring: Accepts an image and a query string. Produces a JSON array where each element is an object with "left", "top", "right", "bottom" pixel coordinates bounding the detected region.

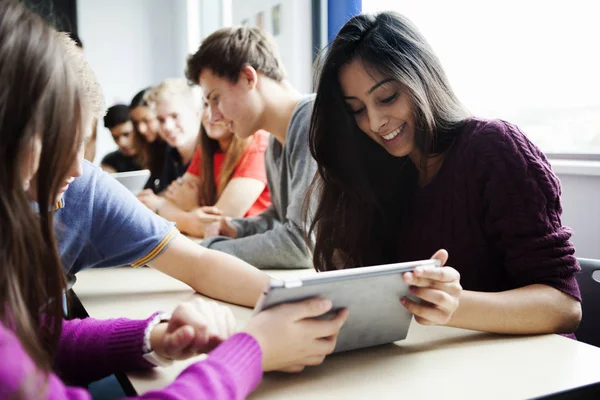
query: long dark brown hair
[
  {"left": 130, "top": 88, "right": 167, "bottom": 177},
  {"left": 197, "top": 121, "right": 252, "bottom": 206},
  {"left": 306, "top": 12, "right": 470, "bottom": 271},
  {"left": 0, "top": 0, "right": 84, "bottom": 378}
]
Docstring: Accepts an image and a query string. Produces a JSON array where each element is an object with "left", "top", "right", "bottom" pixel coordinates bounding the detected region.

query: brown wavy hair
[
  {"left": 306, "top": 12, "right": 469, "bottom": 271},
  {"left": 0, "top": 0, "right": 89, "bottom": 386},
  {"left": 186, "top": 26, "right": 286, "bottom": 84},
  {"left": 130, "top": 88, "right": 167, "bottom": 178}
]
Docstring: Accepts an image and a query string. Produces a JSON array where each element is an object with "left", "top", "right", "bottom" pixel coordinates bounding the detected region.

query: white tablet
[
  {"left": 110, "top": 170, "right": 150, "bottom": 194},
  {"left": 253, "top": 259, "right": 441, "bottom": 353}
]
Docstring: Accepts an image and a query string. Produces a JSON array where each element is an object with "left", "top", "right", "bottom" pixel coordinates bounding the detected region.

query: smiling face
[
  {"left": 155, "top": 96, "right": 200, "bottom": 148},
  {"left": 199, "top": 67, "right": 262, "bottom": 140},
  {"left": 130, "top": 105, "right": 160, "bottom": 143},
  {"left": 339, "top": 59, "right": 417, "bottom": 159},
  {"left": 202, "top": 104, "right": 233, "bottom": 144}
]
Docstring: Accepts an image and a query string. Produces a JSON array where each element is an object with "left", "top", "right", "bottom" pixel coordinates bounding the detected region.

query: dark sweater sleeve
[{"left": 472, "top": 120, "right": 581, "bottom": 300}]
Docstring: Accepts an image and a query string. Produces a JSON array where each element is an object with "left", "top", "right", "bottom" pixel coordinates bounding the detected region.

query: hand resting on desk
[{"left": 150, "top": 299, "right": 236, "bottom": 360}]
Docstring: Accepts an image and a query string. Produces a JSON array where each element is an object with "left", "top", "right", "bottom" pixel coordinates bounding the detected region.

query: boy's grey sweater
[{"left": 202, "top": 95, "right": 317, "bottom": 269}]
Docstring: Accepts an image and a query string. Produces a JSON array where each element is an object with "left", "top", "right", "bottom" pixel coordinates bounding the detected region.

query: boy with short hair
[{"left": 186, "top": 27, "right": 317, "bottom": 269}]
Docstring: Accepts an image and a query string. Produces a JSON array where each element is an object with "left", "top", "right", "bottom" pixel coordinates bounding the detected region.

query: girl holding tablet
[{"left": 306, "top": 11, "right": 581, "bottom": 335}]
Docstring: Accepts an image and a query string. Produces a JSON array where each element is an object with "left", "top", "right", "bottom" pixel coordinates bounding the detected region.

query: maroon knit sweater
[{"left": 396, "top": 118, "right": 581, "bottom": 300}]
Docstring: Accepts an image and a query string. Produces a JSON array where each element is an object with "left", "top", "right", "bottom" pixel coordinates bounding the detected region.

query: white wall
[
  {"left": 556, "top": 173, "right": 600, "bottom": 259},
  {"left": 77, "top": 0, "right": 192, "bottom": 162},
  {"left": 231, "top": 0, "right": 313, "bottom": 93}
]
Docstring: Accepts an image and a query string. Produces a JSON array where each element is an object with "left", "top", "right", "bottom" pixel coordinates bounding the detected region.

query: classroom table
[{"left": 73, "top": 266, "right": 600, "bottom": 400}]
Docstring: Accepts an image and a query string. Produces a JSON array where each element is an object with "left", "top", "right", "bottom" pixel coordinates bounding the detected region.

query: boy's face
[
  {"left": 155, "top": 97, "right": 200, "bottom": 148},
  {"left": 199, "top": 68, "right": 262, "bottom": 140},
  {"left": 109, "top": 120, "right": 137, "bottom": 156}
]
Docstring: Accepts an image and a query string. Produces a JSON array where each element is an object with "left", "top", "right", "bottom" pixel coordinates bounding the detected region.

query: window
[{"left": 362, "top": 0, "right": 600, "bottom": 155}]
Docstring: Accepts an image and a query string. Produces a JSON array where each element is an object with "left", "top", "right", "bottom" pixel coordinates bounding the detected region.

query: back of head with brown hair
[
  {"left": 186, "top": 26, "right": 286, "bottom": 85},
  {"left": 0, "top": 1, "right": 104, "bottom": 394}
]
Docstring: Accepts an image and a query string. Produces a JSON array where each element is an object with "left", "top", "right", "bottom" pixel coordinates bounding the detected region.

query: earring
[{"left": 23, "top": 179, "right": 30, "bottom": 191}]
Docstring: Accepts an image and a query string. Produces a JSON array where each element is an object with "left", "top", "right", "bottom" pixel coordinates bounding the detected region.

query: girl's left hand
[{"left": 401, "top": 249, "right": 462, "bottom": 326}]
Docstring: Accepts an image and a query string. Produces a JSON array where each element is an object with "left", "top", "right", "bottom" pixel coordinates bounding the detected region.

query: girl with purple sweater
[
  {"left": 0, "top": 2, "right": 348, "bottom": 399},
  {"left": 306, "top": 12, "right": 581, "bottom": 335}
]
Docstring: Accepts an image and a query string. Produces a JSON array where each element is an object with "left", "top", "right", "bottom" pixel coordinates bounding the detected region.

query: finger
[
  {"left": 274, "top": 298, "right": 333, "bottom": 321},
  {"left": 163, "top": 325, "right": 195, "bottom": 358},
  {"left": 304, "top": 308, "right": 349, "bottom": 339},
  {"left": 171, "top": 302, "right": 210, "bottom": 343},
  {"left": 403, "top": 274, "right": 461, "bottom": 294},
  {"left": 316, "top": 335, "right": 338, "bottom": 355},
  {"left": 201, "top": 206, "right": 223, "bottom": 215},
  {"left": 279, "top": 365, "right": 306, "bottom": 373},
  {"left": 302, "top": 354, "right": 328, "bottom": 366},
  {"left": 410, "top": 280, "right": 462, "bottom": 297},
  {"left": 430, "top": 249, "right": 449, "bottom": 266},
  {"left": 197, "top": 214, "right": 222, "bottom": 223},
  {"left": 400, "top": 297, "right": 452, "bottom": 325},
  {"left": 408, "top": 286, "right": 458, "bottom": 313},
  {"left": 404, "top": 267, "right": 460, "bottom": 285}
]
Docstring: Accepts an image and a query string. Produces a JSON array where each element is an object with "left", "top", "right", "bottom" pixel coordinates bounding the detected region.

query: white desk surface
[{"left": 73, "top": 266, "right": 600, "bottom": 400}]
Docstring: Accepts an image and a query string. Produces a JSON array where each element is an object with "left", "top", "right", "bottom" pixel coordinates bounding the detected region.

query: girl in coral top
[{"left": 150, "top": 104, "right": 271, "bottom": 237}]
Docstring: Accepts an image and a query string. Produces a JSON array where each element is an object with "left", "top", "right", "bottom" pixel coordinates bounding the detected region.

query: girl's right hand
[{"left": 243, "top": 298, "right": 349, "bottom": 372}]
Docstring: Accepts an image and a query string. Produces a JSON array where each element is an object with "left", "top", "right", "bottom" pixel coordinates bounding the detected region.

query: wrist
[
  {"left": 143, "top": 312, "right": 173, "bottom": 367},
  {"left": 149, "top": 322, "right": 169, "bottom": 356}
]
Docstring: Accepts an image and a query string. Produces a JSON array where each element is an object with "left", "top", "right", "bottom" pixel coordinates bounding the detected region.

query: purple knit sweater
[
  {"left": 0, "top": 315, "right": 262, "bottom": 399},
  {"left": 396, "top": 118, "right": 581, "bottom": 300}
]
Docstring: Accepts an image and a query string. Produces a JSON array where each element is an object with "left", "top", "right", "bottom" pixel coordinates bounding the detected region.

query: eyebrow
[
  {"left": 205, "top": 89, "right": 216, "bottom": 102},
  {"left": 344, "top": 78, "right": 395, "bottom": 100}
]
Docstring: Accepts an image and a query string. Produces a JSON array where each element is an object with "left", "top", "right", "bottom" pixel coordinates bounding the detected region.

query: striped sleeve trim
[
  {"left": 131, "top": 227, "right": 179, "bottom": 268},
  {"left": 54, "top": 198, "right": 64, "bottom": 210}
]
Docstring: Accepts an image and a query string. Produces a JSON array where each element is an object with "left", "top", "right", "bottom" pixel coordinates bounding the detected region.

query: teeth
[{"left": 382, "top": 125, "right": 403, "bottom": 141}]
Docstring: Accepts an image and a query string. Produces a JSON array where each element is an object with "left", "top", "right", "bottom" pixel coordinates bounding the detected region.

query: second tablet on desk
[
  {"left": 254, "top": 259, "right": 441, "bottom": 353},
  {"left": 111, "top": 170, "right": 150, "bottom": 195}
]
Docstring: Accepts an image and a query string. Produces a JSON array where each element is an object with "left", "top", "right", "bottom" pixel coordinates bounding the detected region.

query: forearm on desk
[
  {"left": 445, "top": 284, "right": 582, "bottom": 334},
  {"left": 149, "top": 235, "right": 269, "bottom": 307},
  {"left": 205, "top": 220, "right": 313, "bottom": 269}
]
